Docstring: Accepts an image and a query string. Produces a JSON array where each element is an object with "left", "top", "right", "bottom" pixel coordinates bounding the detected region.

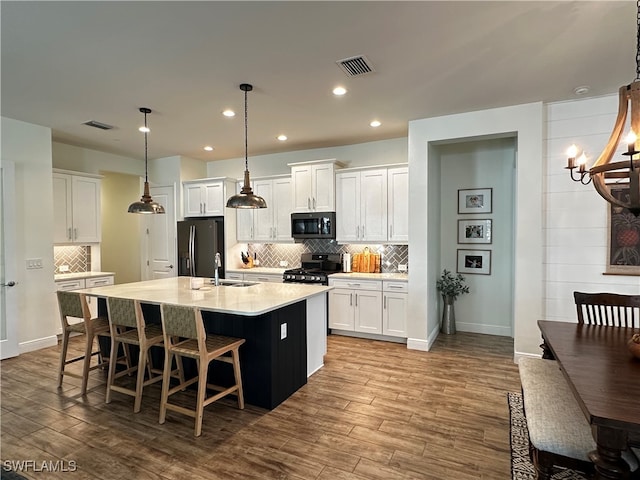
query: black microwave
[{"left": 291, "top": 212, "right": 336, "bottom": 240}]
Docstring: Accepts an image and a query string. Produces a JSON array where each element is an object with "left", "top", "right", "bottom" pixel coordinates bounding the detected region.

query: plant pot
[{"left": 441, "top": 295, "right": 456, "bottom": 334}]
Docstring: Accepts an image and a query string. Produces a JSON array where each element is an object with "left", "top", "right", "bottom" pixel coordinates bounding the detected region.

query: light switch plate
[
  {"left": 280, "top": 323, "right": 287, "bottom": 340},
  {"left": 26, "top": 258, "right": 43, "bottom": 269}
]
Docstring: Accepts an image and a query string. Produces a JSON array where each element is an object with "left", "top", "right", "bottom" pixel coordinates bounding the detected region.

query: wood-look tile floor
[{"left": 1, "top": 332, "right": 521, "bottom": 479}]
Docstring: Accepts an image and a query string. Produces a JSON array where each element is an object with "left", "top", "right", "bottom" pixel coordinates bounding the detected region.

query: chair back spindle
[{"left": 574, "top": 292, "right": 640, "bottom": 328}]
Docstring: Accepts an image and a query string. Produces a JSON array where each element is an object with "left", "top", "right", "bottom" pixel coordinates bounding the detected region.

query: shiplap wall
[{"left": 544, "top": 95, "right": 640, "bottom": 322}]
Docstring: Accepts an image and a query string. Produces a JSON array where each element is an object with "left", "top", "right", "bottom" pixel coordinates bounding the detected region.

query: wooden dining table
[{"left": 538, "top": 320, "right": 640, "bottom": 480}]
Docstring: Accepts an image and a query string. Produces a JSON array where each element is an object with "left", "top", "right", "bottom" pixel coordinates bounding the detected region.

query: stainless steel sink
[{"left": 216, "top": 280, "right": 258, "bottom": 287}]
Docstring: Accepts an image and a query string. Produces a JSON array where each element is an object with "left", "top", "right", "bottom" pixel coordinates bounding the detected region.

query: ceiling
[{"left": 1, "top": 1, "right": 636, "bottom": 163}]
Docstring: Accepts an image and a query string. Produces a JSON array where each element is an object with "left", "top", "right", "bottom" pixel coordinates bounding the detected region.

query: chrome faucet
[{"left": 214, "top": 252, "right": 221, "bottom": 286}]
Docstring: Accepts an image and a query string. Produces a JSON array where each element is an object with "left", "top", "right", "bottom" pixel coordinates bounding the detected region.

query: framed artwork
[
  {"left": 606, "top": 187, "right": 640, "bottom": 275},
  {"left": 458, "top": 219, "right": 492, "bottom": 244},
  {"left": 458, "top": 188, "right": 493, "bottom": 214},
  {"left": 457, "top": 249, "right": 491, "bottom": 275}
]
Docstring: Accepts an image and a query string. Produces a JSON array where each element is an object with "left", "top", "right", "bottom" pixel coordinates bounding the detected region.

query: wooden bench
[{"left": 518, "top": 356, "right": 639, "bottom": 479}]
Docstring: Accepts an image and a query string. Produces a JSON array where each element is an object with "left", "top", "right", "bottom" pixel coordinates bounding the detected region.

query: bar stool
[
  {"left": 105, "top": 297, "right": 183, "bottom": 413},
  {"left": 57, "top": 291, "right": 117, "bottom": 395},
  {"left": 159, "top": 304, "right": 245, "bottom": 437}
]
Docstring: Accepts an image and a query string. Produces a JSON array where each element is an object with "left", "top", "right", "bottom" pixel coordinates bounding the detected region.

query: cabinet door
[
  {"left": 291, "top": 165, "right": 312, "bottom": 212},
  {"left": 388, "top": 167, "right": 409, "bottom": 243},
  {"left": 184, "top": 184, "right": 204, "bottom": 217},
  {"left": 253, "top": 179, "right": 274, "bottom": 241},
  {"left": 236, "top": 181, "right": 254, "bottom": 241},
  {"left": 71, "top": 176, "right": 101, "bottom": 243},
  {"left": 360, "top": 169, "right": 387, "bottom": 242},
  {"left": 273, "top": 177, "right": 293, "bottom": 242},
  {"left": 383, "top": 292, "right": 407, "bottom": 337},
  {"left": 312, "top": 163, "right": 335, "bottom": 211},
  {"left": 203, "top": 181, "right": 225, "bottom": 216},
  {"left": 328, "top": 289, "right": 355, "bottom": 330},
  {"left": 53, "top": 173, "right": 73, "bottom": 243},
  {"left": 335, "top": 172, "right": 360, "bottom": 242},
  {"left": 354, "top": 290, "right": 382, "bottom": 334}
]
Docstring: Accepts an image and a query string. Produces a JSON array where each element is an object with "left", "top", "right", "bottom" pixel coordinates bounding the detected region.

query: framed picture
[
  {"left": 458, "top": 188, "right": 493, "bottom": 214},
  {"left": 606, "top": 187, "right": 640, "bottom": 275},
  {"left": 458, "top": 219, "right": 492, "bottom": 244},
  {"left": 457, "top": 249, "right": 491, "bottom": 275}
]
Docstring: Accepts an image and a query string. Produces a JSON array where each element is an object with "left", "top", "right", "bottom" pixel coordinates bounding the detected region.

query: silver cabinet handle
[
  {"left": 74, "top": 228, "right": 78, "bottom": 240},
  {"left": 68, "top": 228, "right": 72, "bottom": 240},
  {"left": 356, "top": 226, "right": 359, "bottom": 239},
  {"left": 307, "top": 197, "right": 311, "bottom": 210},
  {"left": 93, "top": 280, "right": 108, "bottom": 286},
  {"left": 384, "top": 295, "right": 387, "bottom": 309},
  {"left": 388, "top": 285, "right": 404, "bottom": 289},
  {"left": 361, "top": 225, "right": 365, "bottom": 239},
  {"left": 348, "top": 283, "right": 361, "bottom": 287},
  {"left": 313, "top": 197, "right": 316, "bottom": 210},
  {"left": 350, "top": 293, "right": 353, "bottom": 306},
  {"left": 390, "top": 225, "right": 393, "bottom": 237},
  {"left": 355, "top": 293, "right": 358, "bottom": 307}
]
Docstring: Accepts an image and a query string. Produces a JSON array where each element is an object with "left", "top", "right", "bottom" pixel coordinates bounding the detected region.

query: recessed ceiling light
[
  {"left": 277, "top": 135, "right": 288, "bottom": 141},
  {"left": 223, "top": 109, "right": 235, "bottom": 117},
  {"left": 370, "top": 120, "right": 381, "bottom": 128},
  {"left": 573, "top": 86, "right": 590, "bottom": 95},
  {"left": 204, "top": 146, "right": 214, "bottom": 151},
  {"left": 333, "top": 86, "right": 347, "bottom": 96}
]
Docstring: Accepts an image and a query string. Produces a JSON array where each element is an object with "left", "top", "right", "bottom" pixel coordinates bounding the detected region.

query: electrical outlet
[
  {"left": 398, "top": 264, "right": 408, "bottom": 272},
  {"left": 26, "top": 258, "right": 43, "bottom": 269},
  {"left": 279, "top": 260, "right": 289, "bottom": 267},
  {"left": 59, "top": 265, "right": 70, "bottom": 272},
  {"left": 280, "top": 323, "right": 287, "bottom": 340}
]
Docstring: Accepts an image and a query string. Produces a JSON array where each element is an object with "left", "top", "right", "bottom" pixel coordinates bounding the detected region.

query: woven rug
[{"left": 508, "top": 392, "right": 588, "bottom": 480}]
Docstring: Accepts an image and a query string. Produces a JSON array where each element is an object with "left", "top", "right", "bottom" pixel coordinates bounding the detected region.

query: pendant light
[
  {"left": 128, "top": 107, "right": 165, "bottom": 214},
  {"left": 226, "top": 83, "right": 267, "bottom": 209}
]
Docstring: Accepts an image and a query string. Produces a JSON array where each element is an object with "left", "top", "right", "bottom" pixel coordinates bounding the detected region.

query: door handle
[
  {"left": 166, "top": 265, "right": 174, "bottom": 269},
  {"left": 1, "top": 281, "right": 16, "bottom": 287}
]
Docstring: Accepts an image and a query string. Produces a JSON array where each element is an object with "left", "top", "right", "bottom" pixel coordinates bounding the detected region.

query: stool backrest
[
  {"left": 574, "top": 291, "right": 640, "bottom": 327},
  {"left": 57, "top": 291, "right": 90, "bottom": 326},
  {"left": 107, "top": 297, "right": 140, "bottom": 329},
  {"left": 160, "top": 304, "right": 202, "bottom": 340}
]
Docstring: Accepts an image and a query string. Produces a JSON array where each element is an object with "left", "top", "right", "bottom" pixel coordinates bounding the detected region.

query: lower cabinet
[
  {"left": 55, "top": 275, "right": 114, "bottom": 320},
  {"left": 226, "top": 271, "right": 283, "bottom": 283},
  {"left": 329, "top": 278, "right": 407, "bottom": 338}
]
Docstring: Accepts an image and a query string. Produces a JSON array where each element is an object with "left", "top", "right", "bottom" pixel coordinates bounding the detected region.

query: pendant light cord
[
  {"left": 144, "top": 110, "right": 149, "bottom": 182},
  {"left": 637, "top": 0, "right": 640, "bottom": 81},
  {"left": 244, "top": 87, "right": 249, "bottom": 172}
]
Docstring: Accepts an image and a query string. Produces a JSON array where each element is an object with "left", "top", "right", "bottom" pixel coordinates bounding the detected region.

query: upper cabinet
[
  {"left": 289, "top": 159, "right": 342, "bottom": 212},
  {"left": 237, "top": 176, "right": 293, "bottom": 243},
  {"left": 53, "top": 171, "right": 102, "bottom": 244},
  {"left": 183, "top": 178, "right": 235, "bottom": 217},
  {"left": 335, "top": 164, "right": 408, "bottom": 244}
]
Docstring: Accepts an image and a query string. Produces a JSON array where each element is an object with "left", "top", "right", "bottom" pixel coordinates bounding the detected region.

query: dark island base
[{"left": 99, "top": 299, "right": 308, "bottom": 410}]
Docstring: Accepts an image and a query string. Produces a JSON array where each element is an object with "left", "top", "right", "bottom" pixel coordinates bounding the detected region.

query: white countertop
[
  {"left": 329, "top": 272, "right": 408, "bottom": 281},
  {"left": 75, "top": 276, "right": 331, "bottom": 316},
  {"left": 227, "top": 267, "right": 286, "bottom": 275},
  {"left": 55, "top": 271, "right": 115, "bottom": 282}
]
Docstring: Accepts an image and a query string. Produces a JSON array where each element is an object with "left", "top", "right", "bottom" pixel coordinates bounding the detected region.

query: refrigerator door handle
[{"left": 189, "top": 225, "right": 196, "bottom": 276}]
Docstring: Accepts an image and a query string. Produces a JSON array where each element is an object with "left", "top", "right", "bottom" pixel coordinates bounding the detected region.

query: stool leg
[
  {"left": 133, "top": 346, "right": 147, "bottom": 413},
  {"left": 105, "top": 336, "right": 119, "bottom": 404},
  {"left": 159, "top": 350, "right": 173, "bottom": 425},
  {"left": 195, "top": 358, "right": 207, "bottom": 437},
  {"left": 80, "top": 333, "right": 95, "bottom": 395},
  {"left": 231, "top": 349, "right": 244, "bottom": 410},
  {"left": 58, "top": 330, "right": 70, "bottom": 388}
]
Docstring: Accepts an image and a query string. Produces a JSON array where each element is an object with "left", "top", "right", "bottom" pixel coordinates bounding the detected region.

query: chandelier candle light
[
  {"left": 565, "top": 1, "right": 640, "bottom": 216},
  {"left": 127, "top": 107, "right": 165, "bottom": 214}
]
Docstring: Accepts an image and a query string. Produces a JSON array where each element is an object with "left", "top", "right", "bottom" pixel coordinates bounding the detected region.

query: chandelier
[{"left": 565, "top": 1, "right": 640, "bottom": 216}]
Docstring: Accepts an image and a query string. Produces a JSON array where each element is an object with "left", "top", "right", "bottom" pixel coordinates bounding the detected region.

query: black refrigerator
[{"left": 177, "top": 217, "right": 225, "bottom": 278}]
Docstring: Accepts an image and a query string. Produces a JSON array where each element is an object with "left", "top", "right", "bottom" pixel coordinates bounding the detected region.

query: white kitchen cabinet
[
  {"left": 53, "top": 172, "right": 101, "bottom": 244},
  {"left": 335, "top": 168, "right": 387, "bottom": 243},
  {"left": 289, "top": 160, "right": 341, "bottom": 212},
  {"left": 387, "top": 167, "right": 409, "bottom": 244},
  {"left": 382, "top": 281, "right": 408, "bottom": 337},
  {"left": 328, "top": 279, "right": 383, "bottom": 334},
  {"left": 225, "top": 272, "right": 244, "bottom": 281},
  {"left": 54, "top": 274, "right": 114, "bottom": 325},
  {"left": 243, "top": 273, "right": 283, "bottom": 283},
  {"left": 237, "top": 176, "right": 292, "bottom": 243},
  {"left": 183, "top": 178, "right": 234, "bottom": 217}
]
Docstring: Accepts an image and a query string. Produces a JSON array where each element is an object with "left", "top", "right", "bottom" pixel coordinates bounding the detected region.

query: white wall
[
  {"left": 1, "top": 117, "right": 59, "bottom": 352},
  {"left": 53, "top": 142, "right": 143, "bottom": 176},
  {"left": 438, "top": 138, "right": 515, "bottom": 336},
  {"left": 544, "top": 95, "right": 640, "bottom": 320},
  {"left": 408, "top": 103, "right": 544, "bottom": 356}
]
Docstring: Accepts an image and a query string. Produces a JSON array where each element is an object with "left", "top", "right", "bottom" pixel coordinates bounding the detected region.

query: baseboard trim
[
  {"left": 19, "top": 335, "right": 58, "bottom": 354},
  {"left": 454, "top": 322, "right": 512, "bottom": 337},
  {"left": 330, "top": 330, "right": 407, "bottom": 344},
  {"left": 407, "top": 337, "right": 429, "bottom": 351}
]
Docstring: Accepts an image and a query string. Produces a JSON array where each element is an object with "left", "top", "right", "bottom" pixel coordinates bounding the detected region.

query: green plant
[{"left": 436, "top": 269, "right": 469, "bottom": 300}]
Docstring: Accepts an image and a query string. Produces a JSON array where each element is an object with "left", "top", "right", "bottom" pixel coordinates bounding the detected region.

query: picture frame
[
  {"left": 458, "top": 188, "right": 493, "bottom": 214},
  {"left": 457, "top": 249, "right": 491, "bottom": 275},
  {"left": 606, "top": 187, "right": 640, "bottom": 275},
  {"left": 458, "top": 219, "right": 492, "bottom": 244}
]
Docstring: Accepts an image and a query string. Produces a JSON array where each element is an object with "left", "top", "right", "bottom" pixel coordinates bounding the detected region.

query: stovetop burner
[{"left": 283, "top": 253, "right": 342, "bottom": 285}]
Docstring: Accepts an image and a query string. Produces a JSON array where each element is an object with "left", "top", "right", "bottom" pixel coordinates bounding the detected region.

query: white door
[
  {"left": 147, "top": 185, "right": 176, "bottom": 279},
  {"left": 1, "top": 162, "right": 19, "bottom": 359}
]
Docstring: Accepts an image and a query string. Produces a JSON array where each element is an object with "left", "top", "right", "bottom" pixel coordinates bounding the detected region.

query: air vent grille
[
  {"left": 83, "top": 120, "right": 114, "bottom": 130},
  {"left": 336, "top": 55, "right": 374, "bottom": 77}
]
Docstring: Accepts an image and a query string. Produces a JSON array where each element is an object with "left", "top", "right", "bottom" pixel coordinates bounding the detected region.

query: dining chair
[
  {"left": 574, "top": 292, "right": 640, "bottom": 327},
  {"left": 158, "top": 303, "right": 245, "bottom": 437},
  {"left": 105, "top": 297, "right": 183, "bottom": 413},
  {"left": 57, "top": 290, "right": 120, "bottom": 395}
]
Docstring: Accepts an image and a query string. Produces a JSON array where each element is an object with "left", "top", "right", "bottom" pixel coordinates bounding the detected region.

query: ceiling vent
[
  {"left": 336, "top": 55, "right": 374, "bottom": 77},
  {"left": 82, "top": 120, "right": 114, "bottom": 130}
]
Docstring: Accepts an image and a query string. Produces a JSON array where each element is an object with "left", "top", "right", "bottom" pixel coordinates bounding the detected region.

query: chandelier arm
[{"left": 591, "top": 86, "right": 629, "bottom": 169}]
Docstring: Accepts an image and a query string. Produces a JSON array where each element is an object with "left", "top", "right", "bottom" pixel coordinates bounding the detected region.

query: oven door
[{"left": 291, "top": 212, "right": 335, "bottom": 239}]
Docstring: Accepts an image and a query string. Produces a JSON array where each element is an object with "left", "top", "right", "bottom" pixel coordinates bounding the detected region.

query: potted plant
[{"left": 436, "top": 269, "right": 469, "bottom": 334}]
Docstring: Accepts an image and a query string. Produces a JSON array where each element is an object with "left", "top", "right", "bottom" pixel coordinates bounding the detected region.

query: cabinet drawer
[
  {"left": 226, "top": 272, "right": 244, "bottom": 281},
  {"left": 243, "top": 273, "right": 283, "bottom": 283},
  {"left": 328, "top": 278, "right": 381, "bottom": 291},
  {"left": 383, "top": 281, "right": 408, "bottom": 293},
  {"left": 56, "top": 279, "right": 85, "bottom": 291},
  {"left": 86, "top": 276, "right": 114, "bottom": 288}
]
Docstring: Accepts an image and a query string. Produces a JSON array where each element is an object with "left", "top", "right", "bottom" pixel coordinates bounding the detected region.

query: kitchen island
[{"left": 76, "top": 277, "right": 331, "bottom": 409}]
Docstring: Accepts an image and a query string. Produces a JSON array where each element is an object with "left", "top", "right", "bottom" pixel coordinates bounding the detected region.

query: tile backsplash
[
  {"left": 54, "top": 245, "right": 91, "bottom": 273},
  {"left": 247, "top": 241, "right": 408, "bottom": 272}
]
